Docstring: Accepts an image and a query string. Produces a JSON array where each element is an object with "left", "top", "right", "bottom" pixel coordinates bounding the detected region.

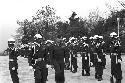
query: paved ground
[{"left": 0, "top": 55, "right": 125, "bottom": 83}]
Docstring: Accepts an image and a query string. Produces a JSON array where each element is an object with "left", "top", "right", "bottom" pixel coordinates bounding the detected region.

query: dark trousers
[
  {"left": 95, "top": 62, "right": 103, "bottom": 79},
  {"left": 35, "top": 78, "right": 46, "bottom": 83},
  {"left": 110, "top": 75, "right": 122, "bottom": 83},
  {"left": 28, "top": 56, "right": 32, "bottom": 66},
  {"left": 55, "top": 71, "right": 65, "bottom": 83},
  {"left": 82, "top": 60, "right": 90, "bottom": 75},
  {"left": 34, "top": 68, "right": 47, "bottom": 83},
  {"left": 9, "top": 61, "right": 19, "bottom": 83},
  {"left": 71, "top": 56, "right": 77, "bottom": 71},
  {"left": 10, "top": 69, "right": 19, "bottom": 83},
  {"left": 102, "top": 55, "right": 106, "bottom": 68},
  {"left": 90, "top": 52, "right": 95, "bottom": 66},
  {"left": 34, "top": 61, "right": 48, "bottom": 83},
  {"left": 54, "top": 62, "right": 65, "bottom": 83},
  {"left": 81, "top": 53, "right": 90, "bottom": 75},
  {"left": 65, "top": 57, "right": 70, "bottom": 69},
  {"left": 111, "top": 62, "right": 122, "bottom": 83},
  {"left": 116, "top": 79, "right": 121, "bottom": 83}
]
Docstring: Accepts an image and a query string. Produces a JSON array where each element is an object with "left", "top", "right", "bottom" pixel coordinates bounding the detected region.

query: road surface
[{"left": 0, "top": 55, "right": 125, "bottom": 83}]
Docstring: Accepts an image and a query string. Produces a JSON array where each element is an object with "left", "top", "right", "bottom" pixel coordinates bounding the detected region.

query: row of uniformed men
[
  {"left": 8, "top": 34, "right": 72, "bottom": 83},
  {"left": 8, "top": 32, "right": 122, "bottom": 83},
  {"left": 64, "top": 32, "right": 122, "bottom": 82}
]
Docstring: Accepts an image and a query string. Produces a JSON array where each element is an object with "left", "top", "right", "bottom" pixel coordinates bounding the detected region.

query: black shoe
[
  {"left": 86, "top": 73, "right": 90, "bottom": 76},
  {"left": 82, "top": 73, "right": 85, "bottom": 76},
  {"left": 72, "top": 70, "right": 77, "bottom": 73},
  {"left": 110, "top": 76, "right": 114, "bottom": 83},
  {"left": 103, "top": 66, "right": 106, "bottom": 69},
  {"left": 95, "top": 75, "right": 98, "bottom": 79},
  {"left": 98, "top": 78, "right": 103, "bottom": 81},
  {"left": 65, "top": 67, "right": 70, "bottom": 70}
]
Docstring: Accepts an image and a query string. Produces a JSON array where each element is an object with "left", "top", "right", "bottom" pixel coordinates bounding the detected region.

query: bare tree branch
[{"left": 117, "top": 0, "right": 125, "bottom": 8}]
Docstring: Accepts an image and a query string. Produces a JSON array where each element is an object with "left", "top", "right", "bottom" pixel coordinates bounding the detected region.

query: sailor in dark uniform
[
  {"left": 8, "top": 38, "right": 19, "bottom": 83},
  {"left": 64, "top": 43, "right": 70, "bottom": 70},
  {"left": 27, "top": 42, "right": 34, "bottom": 67},
  {"left": 89, "top": 36, "right": 96, "bottom": 67},
  {"left": 81, "top": 36, "right": 90, "bottom": 76},
  {"left": 33, "top": 34, "right": 48, "bottom": 83},
  {"left": 45, "top": 40, "right": 55, "bottom": 66},
  {"left": 69, "top": 37, "right": 78, "bottom": 73},
  {"left": 51, "top": 35, "right": 66, "bottom": 83},
  {"left": 60, "top": 38, "right": 70, "bottom": 70},
  {"left": 94, "top": 35, "right": 104, "bottom": 81},
  {"left": 109, "top": 32, "right": 122, "bottom": 83}
]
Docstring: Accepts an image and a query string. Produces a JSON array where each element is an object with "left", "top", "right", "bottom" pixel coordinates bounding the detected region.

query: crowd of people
[{"left": 7, "top": 31, "right": 123, "bottom": 83}]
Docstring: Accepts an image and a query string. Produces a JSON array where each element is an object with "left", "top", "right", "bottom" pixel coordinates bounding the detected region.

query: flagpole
[{"left": 117, "top": 18, "right": 120, "bottom": 37}]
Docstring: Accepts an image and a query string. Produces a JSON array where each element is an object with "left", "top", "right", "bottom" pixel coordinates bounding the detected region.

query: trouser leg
[
  {"left": 28, "top": 56, "right": 32, "bottom": 66},
  {"left": 71, "top": 57, "right": 77, "bottom": 72},
  {"left": 116, "top": 79, "right": 121, "bottom": 83},
  {"left": 96, "top": 65, "right": 103, "bottom": 81},
  {"left": 55, "top": 63, "right": 65, "bottom": 83},
  {"left": 34, "top": 67, "right": 47, "bottom": 83},
  {"left": 65, "top": 58, "right": 70, "bottom": 70},
  {"left": 10, "top": 69, "right": 19, "bottom": 83},
  {"left": 85, "top": 66, "right": 90, "bottom": 76},
  {"left": 35, "top": 78, "right": 46, "bottom": 83}
]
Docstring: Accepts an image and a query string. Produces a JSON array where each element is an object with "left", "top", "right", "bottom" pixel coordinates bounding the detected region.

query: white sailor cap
[
  {"left": 8, "top": 38, "right": 15, "bottom": 42},
  {"left": 98, "top": 36, "right": 103, "bottom": 39},
  {"left": 89, "top": 36, "right": 94, "bottom": 39},
  {"left": 110, "top": 32, "right": 117, "bottom": 37},
  {"left": 93, "top": 35, "right": 99, "bottom": 39},
  {"left": 34, "top": 34, "right": 42, "bottom": 38},
  {"left": 81, "top": 36, "right": 87, "bottom": 39},
  {"left": 45, "top": 40, "right": 54, "bottom": 44},
  {"left": 63, "top": 38, "right": 66, "bottom": 40},
  {"left": 69, "top": 37, "right": 76, "bottom": 40}
]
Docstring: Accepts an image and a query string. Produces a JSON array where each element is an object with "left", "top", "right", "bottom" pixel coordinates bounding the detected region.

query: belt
[
  {"left": 82, "top": 52, "right": 86, "bottom": 53},
  {"left": 93, "top": 53, "right": 97, "bottom": 55},
  {"left": 111, "top": 53, "right": 117, "bottom": 56},
  {"left": 9, "top": 59, "right": 14, "bottom": 61},
  {"left": 36, "top": 58, "right": 44, "bottom": 61}
]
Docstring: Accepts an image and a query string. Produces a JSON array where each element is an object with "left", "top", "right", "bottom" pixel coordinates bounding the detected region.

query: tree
[
  {"left": 16, "top": 5, "right": 60, "bottom": 44},
  {"left": 86, "top": 8, "right": 106, "bottom": 36},
  {"left": 68, "top": 12, "right": 89, "bottom": 37}
]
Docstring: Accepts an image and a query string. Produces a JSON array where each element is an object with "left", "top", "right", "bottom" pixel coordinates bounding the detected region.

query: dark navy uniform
[
  {"left": 33, "top": 43, "right": 48, "bottom": 83},
  {"left": 27, "top": 44, "right": 34, "bottom": 67},
  {"left": 95, "top": 41, "right": 104, "bottom": 81},
  {"left": 110, "top": 39, "right": 122, "bottom": 83},
  {"left": 52, "top": 42, "right": 66, "bottom": 83},
  {"left": 45, "top": 43, "right": 54, "bottom": 65},
  {"left": 8, "top": 46, "right": 19, "bottom": 83},
  {"left": 70, "top": 43, "right": 78, "bottom": 73},
  {"left": 89, "top": 39, "right": 96, "bottom": 67},
  {"left": 64, "top": 45, "right": 70, "bottom": 70},
  {"left": 81, "top": 43, "right": 90, "bottom": 76}
]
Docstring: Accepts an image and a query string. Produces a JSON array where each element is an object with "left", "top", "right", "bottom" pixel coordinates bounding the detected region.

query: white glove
[
  {"left": 98, "top": 59, "right": 102, "bottom": 62},
  {"left": 46, "top": 64, "right": 50, "bottom": 68},
  {"left": 118, "top": 59, "right": 122, "bottom": 63},
  {"left": 12, "top": 67, "right": 15, "bottom": 70},
  {"left": 29, "top": 66, "right": 33, "bottom": 69},
  {"left": 29, "top": 66, "right": 33, "bottom": 71}
]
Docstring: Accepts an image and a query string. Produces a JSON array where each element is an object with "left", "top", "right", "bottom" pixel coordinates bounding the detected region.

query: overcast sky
[{"left": 0, "top": 0, "right": 122, "bottom": 52}]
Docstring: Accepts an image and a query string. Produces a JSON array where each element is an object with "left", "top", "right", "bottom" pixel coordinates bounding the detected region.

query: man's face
[
  {"left": 36, "top": 38, "right": 42, "bottom": 44},
  {"left": 8, "top": 44, "right": 15, "bottom": 48},
  {"left": 47, "top": 43, "right": 51, "bottom": 46}
]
